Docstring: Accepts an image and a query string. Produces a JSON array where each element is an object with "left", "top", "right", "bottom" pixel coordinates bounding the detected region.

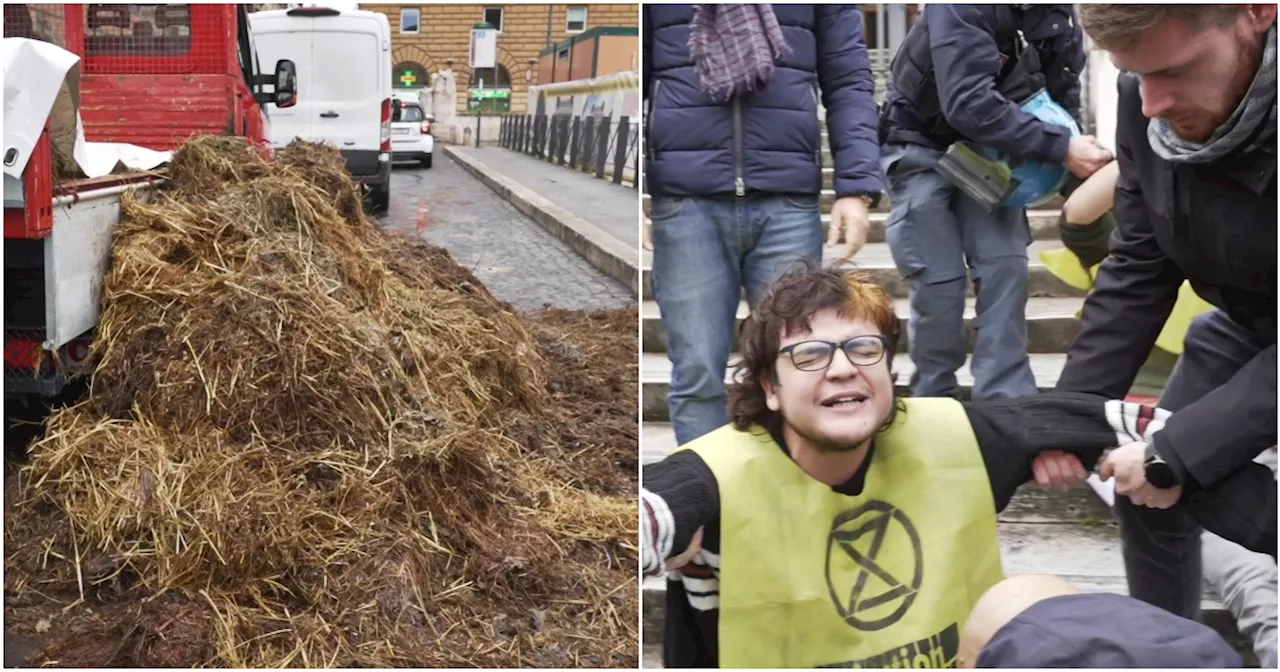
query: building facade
[{"left": 359, "top": 3, "right": 638, "bottom": 114}]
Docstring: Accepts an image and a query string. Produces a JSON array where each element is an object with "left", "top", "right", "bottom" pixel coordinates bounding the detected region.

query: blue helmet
[{"left": 980, "top": 89, "right": 1080, "bottom": 208}]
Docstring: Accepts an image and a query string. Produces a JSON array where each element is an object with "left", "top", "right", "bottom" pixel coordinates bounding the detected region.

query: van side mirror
[
  {"left": 391, "top": 98, "right": 403, "bottom": 122},
  {"left": 274, "top": 59, "right": 297, "bottom": 108}
]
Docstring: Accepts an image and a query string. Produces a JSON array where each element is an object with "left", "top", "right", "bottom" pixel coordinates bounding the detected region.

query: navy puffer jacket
[{"left": 643, "top": 4, "right": 883, "bottom": 200}]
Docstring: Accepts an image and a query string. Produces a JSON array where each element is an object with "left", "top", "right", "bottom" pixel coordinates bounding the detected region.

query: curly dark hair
[{"left": 727, "top": 260, "right": 903, "bottom": 433}]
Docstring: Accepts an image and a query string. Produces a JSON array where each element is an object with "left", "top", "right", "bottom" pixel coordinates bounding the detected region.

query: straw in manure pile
[{"left": 4, "top": 136, "right": 638, "bottom": 668}]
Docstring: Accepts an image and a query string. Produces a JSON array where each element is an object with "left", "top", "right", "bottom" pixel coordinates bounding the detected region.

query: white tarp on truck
[{"left": 2, "top": 37, "right": 171, "bottom": 181}]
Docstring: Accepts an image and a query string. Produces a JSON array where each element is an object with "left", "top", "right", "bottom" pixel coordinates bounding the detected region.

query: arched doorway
[{"left": 467, "top": 64, "right": 512, "bottom": 113}]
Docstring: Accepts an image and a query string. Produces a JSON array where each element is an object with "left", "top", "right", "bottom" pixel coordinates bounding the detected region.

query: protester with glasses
[{"left": 639, "top": 262, "right": 1235, "bottom": 669}]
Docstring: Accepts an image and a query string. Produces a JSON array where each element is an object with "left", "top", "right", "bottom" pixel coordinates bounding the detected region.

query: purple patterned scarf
[{"left": 688, "top": 4, "right": 791, "bottom": 103}]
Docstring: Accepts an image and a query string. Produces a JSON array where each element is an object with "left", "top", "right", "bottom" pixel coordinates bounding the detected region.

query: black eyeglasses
[{"left": 777, "top": 335, "right": 890, "bottom": 372}]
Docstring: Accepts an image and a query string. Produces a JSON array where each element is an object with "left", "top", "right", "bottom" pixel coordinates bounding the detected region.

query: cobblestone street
[{"left": 376, "top": 155, "right": 634, "bottom": 311}]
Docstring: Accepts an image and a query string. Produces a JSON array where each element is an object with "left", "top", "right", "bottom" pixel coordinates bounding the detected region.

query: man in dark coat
[
  {"left": 643, "top": 4, "right": 884, "bottom": 446},
  {"left": 1034, "top": 3, "right": 1277, "bottom": 623}
]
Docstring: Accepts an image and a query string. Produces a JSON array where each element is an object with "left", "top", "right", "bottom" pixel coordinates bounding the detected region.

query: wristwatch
[{"left": 1143, "top": 441, "right": 1180, "bottom": 489}]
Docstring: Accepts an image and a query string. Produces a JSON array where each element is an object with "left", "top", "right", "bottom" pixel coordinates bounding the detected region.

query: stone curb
[{"left": 442, "top": 145, "right": 639, "bottom": 297}]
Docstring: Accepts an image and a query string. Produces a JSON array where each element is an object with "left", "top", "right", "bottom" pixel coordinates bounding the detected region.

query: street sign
[{"left": 470, "top": 21, "right": 496, "bottom": 69}]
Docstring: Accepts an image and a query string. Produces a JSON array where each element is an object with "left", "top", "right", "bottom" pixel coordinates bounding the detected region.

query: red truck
[{"left": 3, "top": 3, "right": 297, "bottom": 400}]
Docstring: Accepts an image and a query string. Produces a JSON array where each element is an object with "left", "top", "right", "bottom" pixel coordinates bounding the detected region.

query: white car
[{"left": 391, "top": 98, "right": 434, "bottom": 168}]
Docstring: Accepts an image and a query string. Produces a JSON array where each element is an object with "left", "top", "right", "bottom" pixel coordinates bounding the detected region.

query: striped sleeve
[
  {"left": 1103, "top": 399, "right": 1171, "bottom": 444},
  {"left": 641, "top": 487, "right": 675, "bottom": 577},
  {"left": 640, "top": 450, "right": 721, "bottom": 579},
  {"left": 672, "top": 550, "right": 721, "bottom": 611}
]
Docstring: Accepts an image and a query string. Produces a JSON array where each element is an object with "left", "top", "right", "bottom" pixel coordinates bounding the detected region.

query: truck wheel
[
  {"left": 371, "top": 184, "right": 390, "bottom": 213},
  {"left": 420, "top": 154, "right": 432, "bottom": 169}
]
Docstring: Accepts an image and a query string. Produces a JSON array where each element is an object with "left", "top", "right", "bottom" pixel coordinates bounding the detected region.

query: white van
[
  {"left": 391, "top": 91, "right": 434, "bottom": 168},
  {"left": 248, "top": 7, "right": 395, "bottom": 212}
]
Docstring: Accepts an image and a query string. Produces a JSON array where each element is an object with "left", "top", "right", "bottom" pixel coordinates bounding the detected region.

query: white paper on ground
[
  {"left": 3, "top": 37, "right": 172, "bottom": 181},
  {"left": 1087, "top": 473, "right": 1116, "bottom": 507}
]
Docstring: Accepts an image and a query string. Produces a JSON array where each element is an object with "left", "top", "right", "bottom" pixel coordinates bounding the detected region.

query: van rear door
[
  {"left": 248, "top": 14, "right": 314, "bottom": 145},
  {"left": 309, "top": 21, "right": 383, "bottom": 163}
]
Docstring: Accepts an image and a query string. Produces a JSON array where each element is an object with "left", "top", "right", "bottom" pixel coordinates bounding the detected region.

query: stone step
[
  {"left": 642, "top": 643, "right": 662, "bottom": 669},
  {"left": 640, "top": 352, "right": 1068, "bottom": 422},
  {"left": 820, "top": 211, "right": 1061, "bottom": 244},
  {"left": 641, "top": 296, "right": 1082, "bottom": 354},
  {"left": 642, "top": 195, "right": 1062, "bottom": 243},
  {"left": 640, "top": 241, "right": 1087, "bottom": 302},
  {"left": 639, "top": 521, "right": 1252, "bottom": 664},
  {"left": 641, "top": 422, "right": 1113, "bottom": 523},
  {"left": 642, "top": 183, "right": 1067, "bottom": 216}
]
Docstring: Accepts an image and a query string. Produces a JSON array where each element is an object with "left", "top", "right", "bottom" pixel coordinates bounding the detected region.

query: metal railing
[{"left": 498, "top": 113, "right": 639, "bottom": 189}]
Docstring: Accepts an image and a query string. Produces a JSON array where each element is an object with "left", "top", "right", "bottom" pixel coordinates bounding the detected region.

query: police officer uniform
[{"left": 878, "top": 4, "right": 1085, "bottom": 400}]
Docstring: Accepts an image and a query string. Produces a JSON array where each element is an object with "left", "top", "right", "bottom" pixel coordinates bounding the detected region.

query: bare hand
[
  {"left": 1030, "top": 450, "right": 1089, "bottom": 491},
  {"left": 826, "top": 196, "right": 871, "bottom": 259},
  {"left": 665, "top": 527, "right": 704, "bottom": 571},
  {"left": 643, "top": 215, "right": 653, "bottom": 251},
  {"left": 1099, "top": 441, "right": 1183, "bottom": 508},
  {"left": 1065, "top": 135, "right": 1114, "bottom": 179}
]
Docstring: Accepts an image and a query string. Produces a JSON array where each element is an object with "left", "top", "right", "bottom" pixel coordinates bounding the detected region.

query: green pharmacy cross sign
[
  {"left": 399, "top": 70, "right": 417, "bottom": 87},
  {"left": 467, "top": 87, "right": 511, "bottom": 114}
]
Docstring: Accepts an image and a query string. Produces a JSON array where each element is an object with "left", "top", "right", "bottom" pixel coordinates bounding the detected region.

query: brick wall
[{"left": 360, "top": 3, "right": 637, "bottom": 114}]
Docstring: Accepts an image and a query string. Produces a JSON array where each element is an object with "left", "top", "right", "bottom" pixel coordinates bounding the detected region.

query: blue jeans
[
  {"left": 650, "top": 193, "right": 823, "bottom": 446},
  {"left": 882, "top": 143, "right": 1036, "bottom": 400}
]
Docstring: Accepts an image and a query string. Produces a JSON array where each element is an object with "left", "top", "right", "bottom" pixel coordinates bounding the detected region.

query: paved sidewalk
[
  {"left": 447, "top": 145, "right": 639, "bottom": 250},
  {"left": 444, "top": 144, "right": 640, "bottom": 295}
]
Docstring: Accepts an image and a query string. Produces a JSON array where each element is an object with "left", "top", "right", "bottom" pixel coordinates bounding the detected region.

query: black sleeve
[
  {"left": 1182, "top": 461, "right": 1277, "bottom": 558},
  {"left": 925, "top": 4, "right": 1071, "bottom": 162},
  {"left": 1054, "top": 74, "right": 1184, "bottom": 399},
  {"left": 1151, "top": 345, "right": 1278, "bottom": 490},
  {"left": 815, "top": 4, "right": 884, "bottom": 198},
  {"left": 1042, "top": 6, "right": 1086, "bottom": 122},
  {"left": 964, "top": 391, "right": 1123, "bottom": 512},
  {"left": 641, "top": 451, "right": 719, "bottom": 576}
]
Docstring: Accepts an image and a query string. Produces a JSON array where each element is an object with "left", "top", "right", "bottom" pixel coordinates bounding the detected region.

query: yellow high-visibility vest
[{"left": 685, "top": 397, "right": 1003, "bottom": 668}]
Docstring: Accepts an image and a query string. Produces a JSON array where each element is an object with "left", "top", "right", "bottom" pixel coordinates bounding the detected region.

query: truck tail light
[
  {"left": 5, "top": 338, "right": 42, "bottom": 370},
  {"left": 380, "top": 98, "right": 392, "bottom": 151}
]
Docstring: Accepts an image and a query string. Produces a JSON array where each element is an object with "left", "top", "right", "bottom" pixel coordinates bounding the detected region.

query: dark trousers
[{"left": 1117, "top": 309, "right": 1274, "bottom": 618}]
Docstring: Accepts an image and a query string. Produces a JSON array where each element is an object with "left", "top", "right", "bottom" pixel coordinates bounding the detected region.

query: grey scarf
[{"left": 1147, "top": 26, "right": 1277, "bottom": 163}]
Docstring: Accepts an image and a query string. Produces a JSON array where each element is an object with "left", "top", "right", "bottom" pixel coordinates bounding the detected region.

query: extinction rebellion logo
[
  {"left": 821, "top": 501, "right": 957, "bottom": 668},
  {"left": 824, "top": 500, "right": 924, "bottom": 631}
]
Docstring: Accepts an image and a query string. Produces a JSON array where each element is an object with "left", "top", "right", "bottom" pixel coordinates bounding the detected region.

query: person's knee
[
  {"left": 915, "top": 276, "right": 967, "bottom": 306},
  {"left": 970, "top": 254, "right": 1029, "bottom": 288},
  {"left": 1116, "top": 495, "right": 1202, "bottom": 537},
  {"left": 1183, "top": 311, "right": 1223, "bottom": 349}
]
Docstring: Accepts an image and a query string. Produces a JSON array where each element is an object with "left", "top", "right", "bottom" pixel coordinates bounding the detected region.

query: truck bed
[
  {"left": 54, "top": 170, "right": 164, "bottom": 199},
  {"left": 80, "top": 74, "right": 233, "bottom": 151}
]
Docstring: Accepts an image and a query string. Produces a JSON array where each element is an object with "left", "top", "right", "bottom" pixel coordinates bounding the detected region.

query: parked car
[{"left": 391, "top": 91, "right": 433, "bottom": 168}]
